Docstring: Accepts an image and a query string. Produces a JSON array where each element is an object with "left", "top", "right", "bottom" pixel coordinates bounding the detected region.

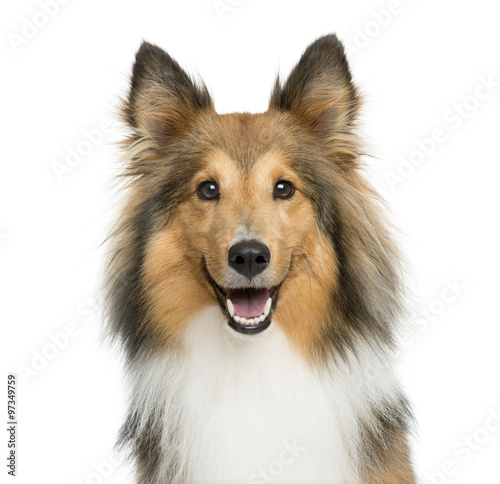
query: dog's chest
[{"left": 147, "top": 307, "right": 372, "bottom": 483}]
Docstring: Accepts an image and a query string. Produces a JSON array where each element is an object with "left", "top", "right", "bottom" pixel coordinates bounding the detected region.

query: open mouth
[
  {"left": 226, "top": 287, "right": 276, "bottom": 334},
  {"left": 206, "top": 273, "right": 282, "bottom": 335}
]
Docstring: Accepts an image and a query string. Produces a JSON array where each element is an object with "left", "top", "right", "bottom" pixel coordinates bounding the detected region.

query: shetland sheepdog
[{"left": 105, "top": 34, "right": 415, "bottom": 483}]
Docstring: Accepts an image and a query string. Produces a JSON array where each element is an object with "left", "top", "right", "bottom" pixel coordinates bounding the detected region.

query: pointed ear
[
  {"left": 123, "top": 41, "right": 213, "bottom": 142},
  {"left": 269, "top": 35, "right": 360, "bottom": 148}
]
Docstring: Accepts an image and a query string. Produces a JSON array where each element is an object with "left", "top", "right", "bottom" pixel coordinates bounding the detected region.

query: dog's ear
[
  {"left": 269, "top": 35, "right": 360, "bottom": 152},
  {"left": 123, "top": 41, "right": 213, "bottom": 143}
]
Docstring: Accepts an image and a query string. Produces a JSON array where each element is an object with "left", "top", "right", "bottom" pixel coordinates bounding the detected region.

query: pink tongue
[{"left": 228, "top": 288, "right": 269, "bottom": 318}]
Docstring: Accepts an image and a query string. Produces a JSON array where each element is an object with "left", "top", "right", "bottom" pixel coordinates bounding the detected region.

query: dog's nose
[{"left": 228, "top": 240, "right": 271, "bottom": 280}]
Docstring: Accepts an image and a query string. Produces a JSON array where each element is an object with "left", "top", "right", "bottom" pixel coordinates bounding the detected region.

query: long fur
[{"left": 104, "top": 35, "right": 416, "bottom": 483}]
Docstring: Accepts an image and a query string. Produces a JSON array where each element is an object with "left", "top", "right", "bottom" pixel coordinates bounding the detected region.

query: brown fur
[{"left": 362, "top": 432, "right": 416, "bottom": 484}]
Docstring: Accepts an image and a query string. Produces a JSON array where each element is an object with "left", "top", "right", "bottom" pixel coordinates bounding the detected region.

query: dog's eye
[
  {"left": 273, "top": 180, "right": 295, "bottom": 200},
  {"left": 197, "top": 181, "right": 220, "bottom": 201}
]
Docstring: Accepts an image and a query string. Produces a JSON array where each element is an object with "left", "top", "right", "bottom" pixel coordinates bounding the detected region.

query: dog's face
[
  {"left": 174, "top": 129, "right": 322, "bottom": 334},
  {"left": 141, "top": 110, "right": 334, "bottom": 343},
  {"left": 110, "top": 37, "right": 402, "bottom": 361}
]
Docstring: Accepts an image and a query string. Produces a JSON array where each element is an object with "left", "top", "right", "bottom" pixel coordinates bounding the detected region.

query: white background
[{"left": 2, "top": 1, "right": 500, "bottom": 483}]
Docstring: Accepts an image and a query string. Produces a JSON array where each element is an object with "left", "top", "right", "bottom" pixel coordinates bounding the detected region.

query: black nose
[{"left": 228, "top": 240, "right": 271, "bottom": 280}]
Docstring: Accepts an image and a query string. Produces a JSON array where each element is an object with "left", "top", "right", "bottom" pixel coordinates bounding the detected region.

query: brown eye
[
  {"left": 273, "top": 180, "right": 295, "bottom": 200},
  {"left": 197, "top": 181, "right": 220, "bottom": 200}
]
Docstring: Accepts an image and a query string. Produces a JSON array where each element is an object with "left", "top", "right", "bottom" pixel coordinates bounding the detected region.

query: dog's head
[{"left": 107, "top": 36, "right": 402, "bottom": 361}]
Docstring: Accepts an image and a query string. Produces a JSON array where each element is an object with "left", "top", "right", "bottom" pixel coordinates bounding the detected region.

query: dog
[{"left": 104, "top": 34, "right": 415, "bottom": 483}]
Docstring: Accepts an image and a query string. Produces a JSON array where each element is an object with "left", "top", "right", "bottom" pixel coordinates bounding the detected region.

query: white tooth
[
  {"left": 259, "top": 314, "right": 265, "bottom": 323},
  {"left": 234, "top": 315, "right": 242, "bottom": 324},
  {"left": 227, "top": 299, "right": 235, "bottom": 317},
  {"left": 264, "top": 298, "right": 272, "bottom": 317}
]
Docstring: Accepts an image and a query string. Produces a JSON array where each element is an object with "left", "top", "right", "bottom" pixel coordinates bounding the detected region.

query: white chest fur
[{"left": 129, "top": 307, "right": 399, "bottom": 484}]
